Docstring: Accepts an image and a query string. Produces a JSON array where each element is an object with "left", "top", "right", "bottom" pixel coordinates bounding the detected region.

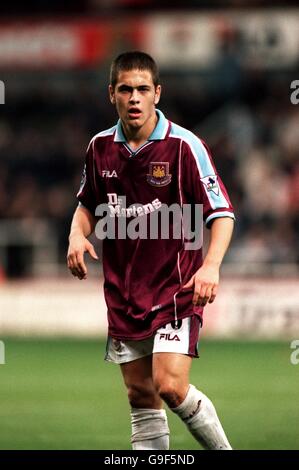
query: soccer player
[{"left": 67, "top": 51, "right": 235, "bottom": 450}]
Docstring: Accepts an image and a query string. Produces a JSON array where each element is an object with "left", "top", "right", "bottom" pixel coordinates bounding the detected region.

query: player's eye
[
  {"left": 138, "top": 87, "right": 150, "bottom": 92},
  {"left": 118, "top": 86, "right": 132, "bottom": 93}
]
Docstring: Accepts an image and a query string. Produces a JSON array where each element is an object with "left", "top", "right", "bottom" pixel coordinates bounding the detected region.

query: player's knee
[
  {"left": 155, "top": 379, "right": 184, "bottom": 408},
  {"left": 127, "top": 384, "right": 159, "bottom": 409}
]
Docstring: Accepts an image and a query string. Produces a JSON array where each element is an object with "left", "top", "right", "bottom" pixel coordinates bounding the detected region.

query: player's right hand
[{"left": 67, "top": 235, "right": 98, "bottom": 280}]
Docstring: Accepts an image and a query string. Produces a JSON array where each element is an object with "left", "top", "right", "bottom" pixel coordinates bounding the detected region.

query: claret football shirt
[{"left": 77, "top": 109, "right": 235, "bottom": 340}]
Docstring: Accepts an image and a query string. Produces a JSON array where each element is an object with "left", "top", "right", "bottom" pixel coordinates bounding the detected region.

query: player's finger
[
  {"left": 75, "top": 251, "right": 87, "bottom": 278},
  {"left": 86, "top": 244, "right": 99, "bottom": 260},
  {"left": 208, "top": 285, "right": 218, "bottom": 303},
  {"left": 195, "top": 283, "right": 207, "bottom": 305},
  {"left": 192, "top": 281, "right": 202, "bottom": 305},
  {"left": 200, "top": 285, "right": 213, "bottom": 306},
  {"left": 68, "top": 256, "right": 78, "bottom": 274},
  {"left": 74, "top": 267, "right": 86, "bottom": 280},
  {"left": 67, "top": 254, "right": 76, "bottom": 270},
  {"left": 67, "top": 254, "right": 84, "bottom": 279},
  {"left": 74, "top": 266, "right": 86, "bottom": 280},
  {"left": 195, "top": 283, "right": 213, "bottom": 306},
  {"left": 70, "top": 266, "right": 82, "bottom": 278}
]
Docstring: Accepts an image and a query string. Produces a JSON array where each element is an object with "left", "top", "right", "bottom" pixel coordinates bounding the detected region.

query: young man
[{"left": 67, "top": 51, "right": 235, "bottom": 450}]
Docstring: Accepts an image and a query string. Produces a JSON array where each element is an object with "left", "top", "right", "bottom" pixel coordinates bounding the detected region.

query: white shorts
[{"left": 105, "top": 316, "right": 201, "bottom": 364}]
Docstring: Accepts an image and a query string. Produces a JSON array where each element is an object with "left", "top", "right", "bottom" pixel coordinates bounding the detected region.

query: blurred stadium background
[{"left": 0, "top": 0, "right": 299, "bottom": 450}]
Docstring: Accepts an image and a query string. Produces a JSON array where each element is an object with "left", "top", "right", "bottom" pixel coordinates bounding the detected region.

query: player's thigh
[
  {"left": 120, "top": 355, "right": 162, "bottom": 408},
  {"left": 120, "top": 354, "right": 153, "bottom": 387},
  {"left": 152, "top": 352, "right": 192, "bottom": 391}
]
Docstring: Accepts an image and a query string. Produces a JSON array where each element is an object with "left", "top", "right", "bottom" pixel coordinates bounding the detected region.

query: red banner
[{"left": 0, "top": 21, "right": 114, "bottom": 68}]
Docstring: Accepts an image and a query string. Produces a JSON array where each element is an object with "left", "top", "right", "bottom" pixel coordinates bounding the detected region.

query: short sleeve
[{"left": 182, "top": 136, "right": 235, "bottom": 228}]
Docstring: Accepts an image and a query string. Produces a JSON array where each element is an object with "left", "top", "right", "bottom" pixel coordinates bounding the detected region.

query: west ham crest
[{"left": 147, "top": 162, "right": 172, "bottom": 187}]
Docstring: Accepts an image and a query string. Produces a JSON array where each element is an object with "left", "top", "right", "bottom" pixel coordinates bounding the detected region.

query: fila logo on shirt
[
  {"left": 102, "top": 170, "right": 118, "bottom": 178},
  {"left": 200, "top": 175, "right": 220, "bottom": 196}
]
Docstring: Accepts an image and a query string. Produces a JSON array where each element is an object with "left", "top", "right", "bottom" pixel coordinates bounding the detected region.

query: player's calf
[
  {"left": 170, "top": 384, "right": 232, "bottom": 450},
  {"left": 131, "top": 408, "right": 170, "bottom": 450}
]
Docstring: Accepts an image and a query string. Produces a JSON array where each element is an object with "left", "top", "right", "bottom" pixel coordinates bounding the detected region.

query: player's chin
[{"left": 127, "top": 117, "right": 143, "bottom": 126}]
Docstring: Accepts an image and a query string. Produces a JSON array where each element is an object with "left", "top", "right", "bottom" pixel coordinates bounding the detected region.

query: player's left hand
[{"left": 183, "top": 262, "right": 219, "bottom": 307}]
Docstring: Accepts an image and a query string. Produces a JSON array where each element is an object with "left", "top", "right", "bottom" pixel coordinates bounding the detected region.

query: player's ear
[
  {"left": 109, "top": 85, "right": 116, "bottom": 105},
  {"left": 154, "top": 85, "right": 161, "bottom": 105}
]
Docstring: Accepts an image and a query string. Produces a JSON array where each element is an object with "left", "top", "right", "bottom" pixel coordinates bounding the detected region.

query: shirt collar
[{"left": 114, "top": 109, "right": 168, "bottom": 143}]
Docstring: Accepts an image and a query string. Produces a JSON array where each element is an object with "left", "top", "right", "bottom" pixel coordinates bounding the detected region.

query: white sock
[
  {"left": 131, "top": 408, "right": 170, "bottom": 450},
  {"left": 171, "top": 384, "right": 232, "bottom": 450}
]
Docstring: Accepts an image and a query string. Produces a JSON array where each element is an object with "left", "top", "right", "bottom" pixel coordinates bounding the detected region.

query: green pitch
[{"left": 0, "top": 338, "right": 298, "bottom": 450}]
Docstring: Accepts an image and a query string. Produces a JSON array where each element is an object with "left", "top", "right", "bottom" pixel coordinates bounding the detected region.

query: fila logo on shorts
[
  {"left": 158, "top": 333, "right": 180, "bottom": 341},
  {"left": 158, "top": 319, "right": 182, "bottom": 341},
  {"left": 105, "top": 316, "right": 201, "bottom": 364},
  {"left": 154, "top": 318, "right": 191, "bottom": 353}
]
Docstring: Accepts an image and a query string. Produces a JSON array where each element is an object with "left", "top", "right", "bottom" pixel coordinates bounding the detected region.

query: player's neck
[{"left": 122, "top": 112, "right": 158, "bottom": 151}]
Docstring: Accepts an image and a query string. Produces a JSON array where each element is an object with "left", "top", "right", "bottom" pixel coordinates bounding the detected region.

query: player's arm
[
  {"left": 184, "top": 217, "right": 234, "bottom": 306},
  {"left": 67, "top": 204, "right": 98, "bottom": 280}
]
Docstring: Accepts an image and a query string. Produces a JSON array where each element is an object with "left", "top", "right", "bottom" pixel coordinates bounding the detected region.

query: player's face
[{"left": 109, "top": 69, "right": 161, "bottom": 132}]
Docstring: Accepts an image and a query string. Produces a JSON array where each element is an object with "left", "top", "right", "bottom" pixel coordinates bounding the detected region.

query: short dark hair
[{"left": 110, "top": 51, "right": 160, "bottom": 88}]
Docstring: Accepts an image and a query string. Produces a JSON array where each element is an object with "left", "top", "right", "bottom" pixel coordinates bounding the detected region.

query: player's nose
[{"left": 129, "top": 89, "right": 140, "bottom": 103}]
